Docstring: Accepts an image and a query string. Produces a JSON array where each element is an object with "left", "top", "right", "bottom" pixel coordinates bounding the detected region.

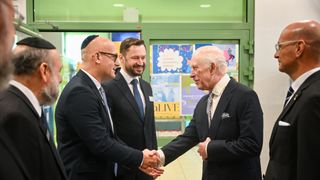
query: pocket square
[
  {"left": 278, "top": 120, "right": 290, "bottom": 126},
  {"left": 221, "top": 112, "right": 230, "bottom": 119},
  {"left": 149, "top": 96, "right": 154, "bottom": 102}
]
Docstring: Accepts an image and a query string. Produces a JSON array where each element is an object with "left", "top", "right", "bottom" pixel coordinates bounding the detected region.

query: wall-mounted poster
[
  {"left": 181, "top": 75, "right": 207, "bottom": 115},
  {"left": 151, "top": 74, "right": 181, "bottom": 119},
  {"left": 152, "top": 44, "right": 193, "bottom": 74}
]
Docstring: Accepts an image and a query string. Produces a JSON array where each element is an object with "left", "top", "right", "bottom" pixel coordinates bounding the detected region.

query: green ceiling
[{"left": 34, "top": 0, "right": 245, "bottom": 23}]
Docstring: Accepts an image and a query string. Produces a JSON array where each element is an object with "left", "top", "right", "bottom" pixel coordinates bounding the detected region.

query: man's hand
[
  {"left": 139, "top": 166, "right": 164, "bottom": 179},
  {"left": 198, "top": 137, "right": 211, "bottom": 160},
  {"left": 141, "top": 149, "right": 160, "bottom": 169}
]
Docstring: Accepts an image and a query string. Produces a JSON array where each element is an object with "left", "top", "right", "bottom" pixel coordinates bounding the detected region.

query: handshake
[{"left": 140, "top": 149, "right": 164, "bottom": 179}]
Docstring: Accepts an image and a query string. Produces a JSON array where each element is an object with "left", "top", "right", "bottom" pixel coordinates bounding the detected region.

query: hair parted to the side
[
  {"left": 120, "top": 38, "right": 146, "bottom": 56},
  {"left": 195, "top": 46, "right": 228, "bottom": 74}
]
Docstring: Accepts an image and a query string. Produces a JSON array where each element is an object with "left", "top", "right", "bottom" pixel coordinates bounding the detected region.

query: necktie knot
[
  {"left": 284, "top": 86, "right": 294, "bottom": 107},
  {"left": 131, "top": 79, "right": 138, "bottom": 86}
]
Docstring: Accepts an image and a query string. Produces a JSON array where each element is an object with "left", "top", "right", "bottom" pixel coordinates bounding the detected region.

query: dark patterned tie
[
  {"left": 206, "top": 93, "right": 214, "bottom": 123},
  {"left": 98, "top": 87, "right": 114, "bottom": 133},
  {"left": 131, "top": 79, "right": 144, "bottom": 119},
  {"left": 284, "top": 86, "right": 294, "bottom": 107}
]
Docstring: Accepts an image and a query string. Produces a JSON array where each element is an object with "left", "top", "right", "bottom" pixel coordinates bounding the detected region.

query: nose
[{"left": 274, "top": 51, "right": 279, "bottom": 59}]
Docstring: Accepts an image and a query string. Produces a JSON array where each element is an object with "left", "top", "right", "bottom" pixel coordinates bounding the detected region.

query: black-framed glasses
[
  {"left": 97, "top": 51, "right": 118, "bottom": 62},
  {"left": 275, "top": 40, "right": 301, "bottom": 51}
]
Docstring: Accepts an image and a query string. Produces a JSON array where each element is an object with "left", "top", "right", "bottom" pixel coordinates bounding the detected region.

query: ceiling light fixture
[
  {"left": 200, "top": 4, "right": 211, "bottom": 8},
  {"left": 113, "top": 3, "right": 124, "bottom": 7}
]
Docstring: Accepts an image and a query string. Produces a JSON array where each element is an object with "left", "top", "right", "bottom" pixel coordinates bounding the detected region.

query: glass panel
[{"left": 34, "top": 0, "right": 245, "bottom": 23}]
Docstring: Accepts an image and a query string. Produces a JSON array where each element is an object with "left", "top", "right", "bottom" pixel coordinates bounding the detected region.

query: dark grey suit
[
  {"left": 55, "top": 70, "right": 143, "bottom": 180},
  {"left": 102, "top": 72, "right": 157, "bottom": 180},
  {"left": 265, "top": 70, "right": 320, "bottom": 180},
  {"left": 0, "top": 86, "right": 67, "bottom": 180},
  {"left": 162, "top": 79, "right": 263, "bottom": 180}
]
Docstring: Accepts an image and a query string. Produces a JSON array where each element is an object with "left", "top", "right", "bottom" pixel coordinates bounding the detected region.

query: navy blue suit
[
  {"left": 103, "top": 72, "right": 157, "bottom": 180},
  {"left": 161, "top": 79, "right": 263, "bottom": 180},
  {"left": 265, "top": 71, "right": 320, "bottom": 180},
  {"left": 55, "top": 70, "right": 143, "bottom": 180}
]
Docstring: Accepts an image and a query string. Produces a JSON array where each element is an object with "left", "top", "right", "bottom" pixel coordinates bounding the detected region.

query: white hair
[{"left": 193, "top": 46, "right": 228, "bottom": 74}]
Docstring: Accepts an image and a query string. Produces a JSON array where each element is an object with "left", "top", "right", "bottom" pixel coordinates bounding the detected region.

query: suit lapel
[
  {"left": 8, "top": 86, "right": 68, "bottom": 179},
  {"left": 269, "top": 70, "right": 320, "bottom": 147},
  {"left": 209, "top": 79, "right": 236, "bottom": 139},
  {"left": 114, "top": 73, "right": 144, "bottom": 121}
]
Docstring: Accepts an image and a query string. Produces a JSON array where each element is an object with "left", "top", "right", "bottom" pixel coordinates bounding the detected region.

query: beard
[
  {"left": 41, "top": 77, "right": 60, "bottom": 105},
  {"left": 0, "top": 57, "right": 13, "bottom": 90}
]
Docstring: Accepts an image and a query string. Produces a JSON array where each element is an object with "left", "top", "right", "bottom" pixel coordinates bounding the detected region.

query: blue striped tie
[{"left": 131, "top": 79, "right": 144, "bottom": 119}]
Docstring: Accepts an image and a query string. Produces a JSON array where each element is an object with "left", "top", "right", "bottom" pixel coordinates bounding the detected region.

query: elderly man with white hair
[{"left": 157, "top": 45, "right": 264, "bottom": 180}]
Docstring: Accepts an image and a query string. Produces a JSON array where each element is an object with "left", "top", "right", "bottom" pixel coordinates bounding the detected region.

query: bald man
[
  {"left": 265, "top": 20, "right": 320, "bottom": 180},
  {"left": 55, "top": 35, "right": 161, "bottom": 180}
]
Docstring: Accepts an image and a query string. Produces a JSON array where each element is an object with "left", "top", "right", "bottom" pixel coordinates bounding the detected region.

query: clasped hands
[{"left": 140, "top": 149, "right": 163, "bottom": 179}]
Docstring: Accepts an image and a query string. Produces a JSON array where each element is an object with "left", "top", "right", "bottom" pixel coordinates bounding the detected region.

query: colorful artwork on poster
[
  {"left": 150, "top": 74, "right": 181, "bottom": 118},
  {"left": 152, "top": 44, "right": 193, "bottom": 74},
  {"left": 181, "top": 75, "right": 207, "bottom": 115}
]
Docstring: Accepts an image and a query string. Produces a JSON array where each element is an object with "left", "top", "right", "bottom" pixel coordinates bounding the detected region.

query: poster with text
[
  {"left": 152, "top": 44, "right": 192, "bottom": 74},
  {"left": 181, "top": 75, "right": 207, "bottom": 115},
  {"left": 151, "top": 74, "right": 181, "bottom": 118}
]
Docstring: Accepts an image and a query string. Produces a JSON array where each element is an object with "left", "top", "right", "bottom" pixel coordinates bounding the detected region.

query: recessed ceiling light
[
  {"left": 113, "top": 3, "right": 124, "bottom": 7},
  {"left": 200, "top": 4, "right": 211, "bottom": 8}
]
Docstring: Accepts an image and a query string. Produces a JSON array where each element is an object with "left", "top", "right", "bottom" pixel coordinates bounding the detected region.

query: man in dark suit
[
  {"left": 0, "top": 37, "right": 67, "bottom": 180},
  {"left": 0, "top": 1, "right": 30, "bottom": 179},
  {"left": 55, "top": 35, "right": 161, "bottom": 180},
  {"left": 157, "top": 46, "right": 263, "bottom": 180},
  {"left": 265, "top": 20, "right": 320, "bottom": 180},
  {"left": 102, "top": 38, "right": 157, "bottom": 180}
]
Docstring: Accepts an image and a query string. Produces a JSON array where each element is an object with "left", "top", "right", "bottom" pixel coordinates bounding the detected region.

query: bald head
[{"left": 80, "top": 36, "right": 117, "bottom": 82}]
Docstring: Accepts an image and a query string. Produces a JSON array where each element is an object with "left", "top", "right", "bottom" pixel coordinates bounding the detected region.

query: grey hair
[
  {"left": 195, "top": 46, "right": 228, "bottom": 74},
  {"left": 12, "top": 47, "right": 54, "bottom": 75}
]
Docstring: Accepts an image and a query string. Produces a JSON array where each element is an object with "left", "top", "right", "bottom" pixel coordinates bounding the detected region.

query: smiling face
[
  {"left": 189, "top": 55, "right": 213, "bottom": 91},
  {"left": 121, "top": 45, "right": 146, "bottom": 77}
]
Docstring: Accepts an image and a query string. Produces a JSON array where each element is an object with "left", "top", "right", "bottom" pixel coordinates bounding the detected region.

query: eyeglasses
[
  {"left": 97, "top": 51, "right": 118, "bottom": 62},
  {"left": 275, "top": 40, "right": 301, "bottom": 51}
]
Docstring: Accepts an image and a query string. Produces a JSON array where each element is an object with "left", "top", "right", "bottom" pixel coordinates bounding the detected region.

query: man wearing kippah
[
  {"left": 55, "top": 35, "right": 163, "bottom": 180},
  {"left": 0, "top": 37, "right": 67, "bottom": 180}
]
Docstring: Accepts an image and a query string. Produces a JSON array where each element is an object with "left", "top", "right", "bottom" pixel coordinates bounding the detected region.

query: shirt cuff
[{"left": 157, "top": 149, "right": 165, "bottom": 167}]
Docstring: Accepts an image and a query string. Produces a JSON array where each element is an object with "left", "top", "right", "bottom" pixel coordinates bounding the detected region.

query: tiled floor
[{"left": 157, "top": 147, "right": 202, "bottom": 180}]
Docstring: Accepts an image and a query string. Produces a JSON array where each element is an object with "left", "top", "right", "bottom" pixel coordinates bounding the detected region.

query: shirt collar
[
  {"left": 211, "top": 74, "right": 230, "bottom": 96},
  {"left": 291, "top": 67, "right": 320, "bottom": 92},
  {"left": 81, "top": 69, "right": 101, "bottom": 90},
  {"left": 10, "top": 80, "right": 42, "bottom": 116},
  {"left": 120, "top": 69, "right": 140, "bottom": 85}
]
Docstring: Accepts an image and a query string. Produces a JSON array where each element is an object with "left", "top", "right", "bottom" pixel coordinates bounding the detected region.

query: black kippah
[
  {"left": 81, "top": 35, "right": 99, "bottom": 49},
  {"left": 16, "top": 37, "right": 56, "bottom": 49}
]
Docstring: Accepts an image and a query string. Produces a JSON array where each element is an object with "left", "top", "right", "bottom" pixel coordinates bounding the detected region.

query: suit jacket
[
  {"left": 102, "top": 73, "right": 157, "bottom": 180},
  {"left": 265, "top": 71, "right": 320, "bottom": 180},
  {"left": 0, "top": 86, "right": 67, "bottom": 180},
  {"left": 55, "top": 70, "right": 143, "bottom": 180},
  {"left": 0, "top": 132, "right": 30, "bottom": 180},
  {"left": 161, "top": 79, "right": 263, "bottom": 180}
]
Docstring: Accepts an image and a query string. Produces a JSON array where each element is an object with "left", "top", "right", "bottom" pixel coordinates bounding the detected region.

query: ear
[
  {"left": 295, "top": 40, "right": 306, "bottom": 58},
  {"left": 209, "top": 62, "right": 216, "bottom": 75},
  {"left": 119, "top": 54, "right": 125, "bottom": 64},
  {"left": 39, "top": 62, "right": 49, "bottom": 83}
]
